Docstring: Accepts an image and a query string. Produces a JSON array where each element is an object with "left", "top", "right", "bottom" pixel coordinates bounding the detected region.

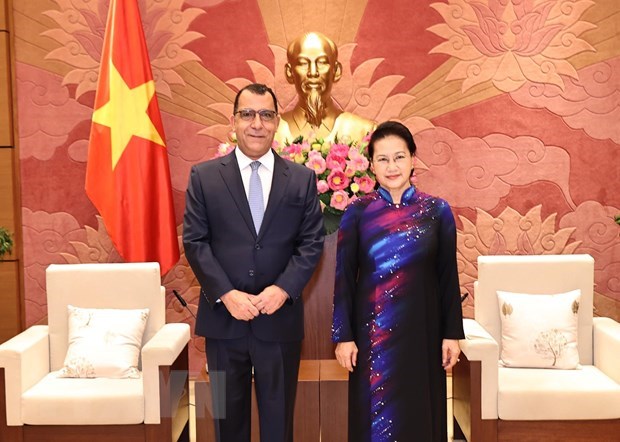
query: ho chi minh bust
[{"left": 276, "top": 32, "right": 376, "bottom": 144}]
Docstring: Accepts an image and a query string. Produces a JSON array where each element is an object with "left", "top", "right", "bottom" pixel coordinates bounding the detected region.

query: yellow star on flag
[{"left": 92, "top": 62, "right": 165, "bottom": 169}]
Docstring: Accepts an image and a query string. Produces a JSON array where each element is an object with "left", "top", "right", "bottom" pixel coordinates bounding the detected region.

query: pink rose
[
  {"left": 326, "top": 152, "right": 346, "bottom": 171},
  {"left": 347, "top": 149, "right": 369, "bottom": 172},
  {"left": 327, "top": 169, "right": 350, "bottom": 191},
  {"left": 284, "top": 143, "right": 304, "bottom": 156},
  {"left": 330, "top": 143, "right": 350, "bottom": 157},
  {"left": 344, "top": 164, "right": 356, "bottom": 178},
  {"left": 347, "top": 147, "right": 359, "bottom": 159},
  {"left": 317, "top": 179, "right": 329, "bottom": 194},
  {"left": 354, "top": 175, "right": 375, "bottom": 193},
  {"left": 330, "top": 190, "right": 349, "bottom": 210},
  {"left": 306, "top": 154, "right": 327, "bottom": 174}
]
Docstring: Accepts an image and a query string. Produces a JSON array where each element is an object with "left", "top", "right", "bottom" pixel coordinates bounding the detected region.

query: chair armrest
[
  {"left": 0, "top": 325, "right": 50, "bottom": 425},
  {"left": 593, "top": 317, "right": 620, "bottom": 384},
  {"left": 461, "top": 319, "right": 498, "bottom": 359},
  {"left": 142, "top": 323, "right": 190, "bottom": 424},
  {"left": 460, "top": 319, "right": 499, "bottom": 420}
]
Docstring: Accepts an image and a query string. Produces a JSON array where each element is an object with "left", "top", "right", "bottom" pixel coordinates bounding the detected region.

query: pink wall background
[{"left": 12, "top": 0, "right": 620, "bottom": 374}]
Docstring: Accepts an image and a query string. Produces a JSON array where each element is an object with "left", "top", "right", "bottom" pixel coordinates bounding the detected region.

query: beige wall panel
[
  {"left": 0, "top": 147, "right": 15, "bottom": 232},
  {"left": 0, "top": 260, "right": 20, "bottom": 343},
  {"left": 0, "top": 33, "right": 12, "bottom": 146}
]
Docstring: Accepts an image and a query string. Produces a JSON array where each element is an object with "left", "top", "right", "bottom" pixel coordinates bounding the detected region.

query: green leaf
[
  {"left": 323, "top": 210, "right": 342, "bottom": 235},
  {"left": 318, "top": 193, "right": 331, "bottom": 206},
  {"left": 0, "top": 226, "right": 14, "bottom": 258}
]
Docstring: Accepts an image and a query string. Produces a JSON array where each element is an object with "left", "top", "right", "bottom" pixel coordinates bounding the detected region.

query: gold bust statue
[{"left": 276, "top": 32, "right": 376, "bottom": 144}]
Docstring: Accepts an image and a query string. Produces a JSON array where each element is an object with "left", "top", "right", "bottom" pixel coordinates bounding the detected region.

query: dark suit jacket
[{"left": 183, "top": 149, "right": 325, "bottom": 342}]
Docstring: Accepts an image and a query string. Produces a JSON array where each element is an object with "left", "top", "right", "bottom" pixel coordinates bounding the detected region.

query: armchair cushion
[
  {"left": 497, "top": 289, "right": 581, "bottom": 369},
  {"left": 22, "top": 372, "right": 144, "bottom": 425},
  {"left": 498, "top": 365, "right": 620, "bottom": 420},
  {"left": 58, "top": 305, "right": 149, "bottom": 379}
]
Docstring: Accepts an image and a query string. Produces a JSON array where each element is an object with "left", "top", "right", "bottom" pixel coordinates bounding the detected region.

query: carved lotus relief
[
  {"left": 428, "top": 0, "right": 596, "bottom": 92},
  {"left": 60, "top": 215, "right": 122, "bottom": 264},
  {"left": 42, "top": 0, "right": 205, "bottom": 98},
  {"left": 457, "top": 205, "right": 581, "bottom": 317}
]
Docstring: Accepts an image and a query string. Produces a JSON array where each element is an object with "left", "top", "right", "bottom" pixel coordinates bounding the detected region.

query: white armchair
[
  {"left": 0, "top": 262, "right": 190, "bottom": 441},
  {"left": 453, "top": 254, "right": 620, "bottom": 441}
]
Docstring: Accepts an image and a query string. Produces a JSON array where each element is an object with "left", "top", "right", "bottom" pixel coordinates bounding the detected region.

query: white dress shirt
[{"left": 235, "top": 147, "right": 274, "bottom": 207}]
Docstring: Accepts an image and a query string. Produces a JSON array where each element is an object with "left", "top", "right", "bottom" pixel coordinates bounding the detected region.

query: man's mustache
[{"left": 302, "top": 81, "right": 326, "bottom": 93}]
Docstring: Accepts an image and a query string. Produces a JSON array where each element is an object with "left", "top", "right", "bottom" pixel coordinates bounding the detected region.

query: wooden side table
[{"left": 195, "top": 360, "right": 320, "bottom": 442}]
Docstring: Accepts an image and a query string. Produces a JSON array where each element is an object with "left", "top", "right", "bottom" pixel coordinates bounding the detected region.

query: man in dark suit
[{"left": 183, "top": 83, "right": 325, "bottom": 442}]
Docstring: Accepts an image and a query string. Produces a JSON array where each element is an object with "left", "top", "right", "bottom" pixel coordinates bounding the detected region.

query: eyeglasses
[{"left": 234, "top": 109, "right": 278, "bottom": 122}]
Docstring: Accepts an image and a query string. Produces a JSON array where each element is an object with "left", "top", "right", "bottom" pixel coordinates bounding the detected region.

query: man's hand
[
  {"left": 220, "top": 290, "right": 260, "bottom": 321},
  {"left": 251, "top": 285, "right": 288, "bottom": 315}
]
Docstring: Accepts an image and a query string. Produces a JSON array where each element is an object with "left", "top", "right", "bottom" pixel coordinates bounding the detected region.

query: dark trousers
[{"left": 205, "top": 333, "right": 302, "bottom": 442}]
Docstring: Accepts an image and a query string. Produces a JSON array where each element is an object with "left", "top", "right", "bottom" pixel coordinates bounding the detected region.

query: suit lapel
[
  {"left": 259, "top": 152, "right": 290, "bottom": 238},
  {"left": 219, "top": 151, "right": 256, "bottom": 237}
]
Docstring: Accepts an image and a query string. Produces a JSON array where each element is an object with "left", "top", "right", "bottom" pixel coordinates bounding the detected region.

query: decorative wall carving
[{"left": 12, "top": 0, "right": 619, "bottom": 372}]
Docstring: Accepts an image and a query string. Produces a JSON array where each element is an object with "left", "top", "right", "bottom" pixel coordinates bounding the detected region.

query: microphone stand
[{"left": 172, "top": 290, "right": 197, "bottom": 319}]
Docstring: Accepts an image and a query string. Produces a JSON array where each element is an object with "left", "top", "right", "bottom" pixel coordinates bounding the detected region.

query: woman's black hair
[{"left": 368, "top": 121, "right": 416, "bottom": 158}]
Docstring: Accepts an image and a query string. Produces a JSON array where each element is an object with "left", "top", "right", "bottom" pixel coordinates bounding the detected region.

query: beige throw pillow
[
  {"left": 497, "top": 289, "right": 581, "bottom": 369},
  {"left": 58, "top": 305, "right": 149, "bottom": 378}
]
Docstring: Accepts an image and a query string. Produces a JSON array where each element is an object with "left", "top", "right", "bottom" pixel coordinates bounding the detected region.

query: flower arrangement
[
  {"left": 216, "top": 133, "right": 376, "bottom": 234},
  {"left": 276, "top": 135, "right": 375, "bottom": 233}
]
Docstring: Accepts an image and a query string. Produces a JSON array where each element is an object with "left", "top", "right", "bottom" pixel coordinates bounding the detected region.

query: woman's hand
[
  {"left": 442, "top": 339, "right": 461, "bottom": 371},
  {"left": 335, "top": 341, "right": 358, "bottom": 372}
]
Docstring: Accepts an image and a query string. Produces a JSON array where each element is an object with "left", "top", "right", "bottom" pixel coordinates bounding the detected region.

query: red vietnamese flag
[{"left": 86, "top": 0, "right": 179, "bottom": 274}]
